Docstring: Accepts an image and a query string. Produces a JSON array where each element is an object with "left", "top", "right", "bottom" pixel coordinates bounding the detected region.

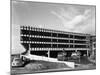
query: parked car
[
  {"left": 57, "top": 52, "right": 67, "bottom": 61},
  {"left": 12, "top": 57, "right": 25, "bottom": 67},
  {"left": 71, "top": 52, "right": 81, "bottom": 60}
]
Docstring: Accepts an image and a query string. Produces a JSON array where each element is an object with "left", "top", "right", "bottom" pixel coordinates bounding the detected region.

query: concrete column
[
  {"left": 47, "top": 50, "right": 50, "bottom": 58},
  {"left": 87, "top": 50, "right": 88, "bottom": 56},
  {"left": 75, "top": 49, "right": 77, "bottom": 52},
  {"left": 73, "top": 35, "right": 75, "bottom": 39},
  {"left": 28, "top": 43, "right": 31, "bottom": 55}
]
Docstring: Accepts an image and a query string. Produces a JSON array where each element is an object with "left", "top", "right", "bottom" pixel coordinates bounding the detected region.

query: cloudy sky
[{"left": 11, "top": 0, "right": 96, "bottom": 54}]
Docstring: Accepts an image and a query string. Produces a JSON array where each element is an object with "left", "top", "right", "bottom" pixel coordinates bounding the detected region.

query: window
[
  {"left": 52, "top": 33, "right": 57, "bottom": 37},
  {"left": 52, "top": 44, "right": 57, "bottom": 48},
  {"left": 70, "top": 40, "right": 73, "bottom": 43},
  {"left": 21, "top": 30, "right": 29, "bottom": 35},
  {"left": 75, "top": 45, "right": 87, "bottom": 48},
  {"left": 70, "top": 45, "right": 73, "bottom": 48},
  {"left": 58, "top": 39, "right": 68, "bottom": 43},
  {"left": 70, "top": 35, "right": 73, "bottom": 38},
  {"left": 21, "top": 36, "right": 29, "bottom": 41},
  {"left": 75, "top": 40, "right": 86, "bottom": 44},
  {"left": 58, "top": 34, "right": 69, "bottom": 38},
  {"left": 52, "top": 39, "right": 57, "bottom": 42},
  {"left": 58, "top": 44, "right": 66, "bottom": 48},
  {"left": 75, "top": 35, "right": 86, "bottom": 39}
]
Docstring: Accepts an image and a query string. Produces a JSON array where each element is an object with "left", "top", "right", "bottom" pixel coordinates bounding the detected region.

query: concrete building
[
  {"left": 90, "top": 35, "right": 96, "bottom": 56},
  {"left": 20, "top": 26, "right": 91, "bottom": 58}
]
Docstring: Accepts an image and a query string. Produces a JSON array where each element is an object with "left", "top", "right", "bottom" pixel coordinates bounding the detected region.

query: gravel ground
[
  {"left": 11, "top": 64, "right": 95, "bottom": 75},
  {"left": 11, "top": 57, "right": 96, "bottom": 74},
  {"left": 11, "top": 60, "right": 71, "bottom": 74}
]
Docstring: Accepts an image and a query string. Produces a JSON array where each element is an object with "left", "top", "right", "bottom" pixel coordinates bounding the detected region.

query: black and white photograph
[{"left": 11, "top": 0, "right": 96, "bottom": 74}]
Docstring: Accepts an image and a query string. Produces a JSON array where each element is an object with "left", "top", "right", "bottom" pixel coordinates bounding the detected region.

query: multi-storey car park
[{"left": 20, "top": 26, "right": 91, "bottom": 58}]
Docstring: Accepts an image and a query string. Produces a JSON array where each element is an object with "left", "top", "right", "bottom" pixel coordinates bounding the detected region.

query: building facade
[
  {"left": 20, "top": 26, "right": 91, "bottom": 58},
  {"left": 90, "top": 35, "right": 96, "bottom": 56}
]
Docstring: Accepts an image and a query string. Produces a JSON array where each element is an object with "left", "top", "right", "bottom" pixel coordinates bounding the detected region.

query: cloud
[{"left": 51, "top": 7, "right": 95, "bottom": 34}]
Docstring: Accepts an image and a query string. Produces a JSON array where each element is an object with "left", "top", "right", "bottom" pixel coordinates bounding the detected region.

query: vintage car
[
  {"left": 12, "top": 57, "right": 25, "bottom": 67},
  {"left": 57, "top": 52, "right": 67, "bottom": 61},
  {"left": 71, "top": 52, "right": 81, "bottom": 60}
]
